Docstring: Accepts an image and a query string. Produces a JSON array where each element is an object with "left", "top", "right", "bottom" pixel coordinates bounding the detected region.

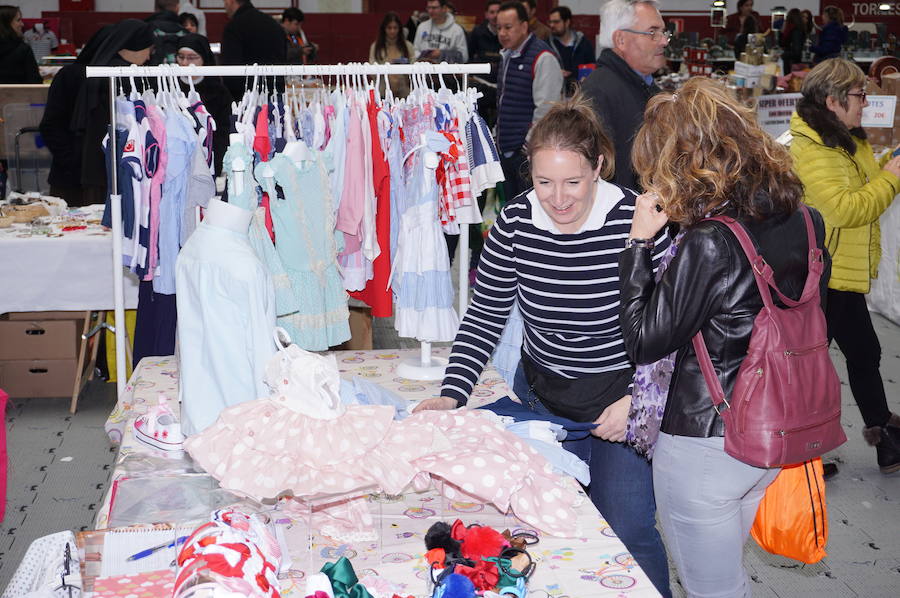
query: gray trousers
[{"left": 653, "top": 433, "right": 780, "bottom": 598}]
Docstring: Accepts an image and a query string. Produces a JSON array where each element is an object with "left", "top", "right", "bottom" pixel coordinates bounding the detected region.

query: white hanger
[
  {"left": 417, "top": 64, "right": 427, "bottom": 108},
  {"left": 171, "top": 64, "right": 191, "bottom": 112},
  {"left": 229, "top": 133, "right": 246, "bottom": 196},
  {"left": 184, "top": 64, "right": 200, "bottom": 103},
  {"left": 128, "top": 64, "right": 140, "bottom": 100},
  {"left": 372, "top": 69, "right": 381, "bottom": 96},
  {"left": 436, "top": 61, "right": 448, "bottom": 91},
  {"left": 282, "top": 90, "right": 295, "bottom": 143},
  {"left": 156, "top": 72, "right": 170, "bottom": 111}
]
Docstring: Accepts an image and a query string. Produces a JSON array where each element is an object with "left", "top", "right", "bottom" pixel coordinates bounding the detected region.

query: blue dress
[
  {"left": 223, "top": 143, "right": 299, "bottom": 320},
  {"left": 255, "top": 154, "right": 350, "bottom": 350}
]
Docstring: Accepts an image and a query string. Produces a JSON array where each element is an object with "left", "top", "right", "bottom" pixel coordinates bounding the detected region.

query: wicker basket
[
  {"left": 9, "top": 203, "right": 50, "bottom": 223},
  {"left": 0, "top": 214, "right": 14, "bottom": 228}
]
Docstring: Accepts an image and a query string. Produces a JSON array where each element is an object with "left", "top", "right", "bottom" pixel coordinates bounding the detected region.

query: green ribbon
[
  {"left": 320, "top": 557, "right": 374, "bottom": 598},
  {"left": 482, "top": 557, "right": 521, "bottom": 589}
]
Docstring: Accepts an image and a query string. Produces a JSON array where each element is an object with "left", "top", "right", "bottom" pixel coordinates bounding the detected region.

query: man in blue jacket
[
  {"left": 548, "top": 5, "right": 595, "bottom": 94},
  {"left": 496, "top": 1, "right": 562, "bottom": 200}
]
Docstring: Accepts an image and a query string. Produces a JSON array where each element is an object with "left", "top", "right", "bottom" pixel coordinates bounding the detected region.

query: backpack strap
[
  {"left": 691, "top": 331, "right": 729, "bottom": 413},
  {"left": 706, "top": 205, "right": 822, "bottom": 309}
]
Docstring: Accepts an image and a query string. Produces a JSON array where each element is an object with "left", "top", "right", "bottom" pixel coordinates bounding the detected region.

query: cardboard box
[
  {"left": 867, "top": 128, "right": 894, "bottom": 149},
  {"left": 735, "top": 61, "right": 766, "bottom": 78},
  {"left": 0, "top": 359, "right": 77, "bottom": 398},
  {"left": 863, "top": 79, "right": 895, "bottom": 150},
  {"left": 3, "top": 311, "right": 86, "bottom": 321},
  {"left": 334, "top": 305, "right": 373, "bottom": 351},
  {"left": 881, "top": 72, "right": 900, "bottom": 97},
  {"left": 0, "top": 319, "right": 82, "bottom": 361}
]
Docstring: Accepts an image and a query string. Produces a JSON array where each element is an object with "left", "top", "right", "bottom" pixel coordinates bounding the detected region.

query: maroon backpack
[{"left": 691, "top": 205, "right": 846, "bottom": 468}]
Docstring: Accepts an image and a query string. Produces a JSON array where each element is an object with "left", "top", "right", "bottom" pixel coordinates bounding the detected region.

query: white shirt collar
[{"left": 527, "top": 179, "right": 625, "bottom": 234}]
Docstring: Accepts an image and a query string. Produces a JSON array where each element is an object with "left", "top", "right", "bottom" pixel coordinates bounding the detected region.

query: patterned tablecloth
[{"left": 99, "top": 350, "right": 660, "bottom": 597}]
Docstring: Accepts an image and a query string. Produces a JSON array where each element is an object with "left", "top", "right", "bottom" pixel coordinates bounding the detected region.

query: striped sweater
[{"left": 441, "top": 182, "right": 669, "bottom": 405}]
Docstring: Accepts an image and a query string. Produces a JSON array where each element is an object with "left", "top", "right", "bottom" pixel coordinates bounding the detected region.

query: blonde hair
[
  {"left": 526, "top": 91, "right": 615, "bottom": 181},
  {"left": 632, "top": 77, "right": 801, "bottom": 225}
]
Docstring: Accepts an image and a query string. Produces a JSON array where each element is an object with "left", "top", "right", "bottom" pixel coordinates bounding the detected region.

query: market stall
[
  {"left": 83, "top": 349, "right": 659, "bottom": 597},
  {"left": 6, "top": 61, "right": 666, "bottom": 598}
]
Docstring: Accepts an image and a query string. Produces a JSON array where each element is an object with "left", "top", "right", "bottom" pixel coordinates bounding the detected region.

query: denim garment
[{"left": 512, "top": 363, "right": 671, "bottom": 597}]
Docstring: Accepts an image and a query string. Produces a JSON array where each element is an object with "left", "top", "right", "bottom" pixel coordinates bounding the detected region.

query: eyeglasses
[
  {"left": 620, "top": 28, "right": 672, "bottom": 42},
  {"left": 847, "top": 92, "right": 867, "bottom": 101}
]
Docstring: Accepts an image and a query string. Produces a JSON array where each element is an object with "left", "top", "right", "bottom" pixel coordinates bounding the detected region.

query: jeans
[
  {"left": 653, "top": 433, "right": 779, "bottom": 598},
  {"left": 826, "top": 289, "right": 891, "bottom": 428},
  {"left": 512, "top": 364, "right": 671, "bottom": 597}
]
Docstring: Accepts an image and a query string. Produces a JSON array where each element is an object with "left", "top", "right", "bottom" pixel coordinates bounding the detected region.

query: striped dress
[{"left": 441, "top": 181, "right": 669, "bottom": 405}]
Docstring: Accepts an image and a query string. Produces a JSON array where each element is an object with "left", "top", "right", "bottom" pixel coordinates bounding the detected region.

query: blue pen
[{"left": 126, "top": 535, "right": 189, "bottom": 562}]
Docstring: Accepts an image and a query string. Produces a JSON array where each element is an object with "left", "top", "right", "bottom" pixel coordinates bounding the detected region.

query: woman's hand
[
  {"left": 412, "top": 396, "right": 458, "bottom": 413},
  {"left": 884, "top": 155, "right": 900, "bottom": 179},
  {"left": 629, "top": 193, "right": 669, "bottom": 241},
  {"left": 591, "top": 394, "right": 632, "bottom": 443}
]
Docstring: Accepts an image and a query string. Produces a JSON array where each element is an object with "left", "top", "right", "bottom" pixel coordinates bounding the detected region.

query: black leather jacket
[{"left": 619, "top": 206, "right": 830, "bottom": 438}]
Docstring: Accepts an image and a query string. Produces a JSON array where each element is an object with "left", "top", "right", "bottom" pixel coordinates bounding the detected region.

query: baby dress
[
  {"left": 255, "top": 155, "right": 351, "bottom": 350},
  {"left": 184, "top": 332, "right": 449, "bottom": 504}
]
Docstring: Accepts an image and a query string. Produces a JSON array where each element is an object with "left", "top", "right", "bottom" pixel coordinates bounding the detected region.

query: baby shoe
[{"left": 134, "top": 394, "right": 186, "bottom": 452}]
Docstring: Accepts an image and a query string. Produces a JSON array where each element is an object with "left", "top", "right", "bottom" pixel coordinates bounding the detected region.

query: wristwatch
[{"left": 625, "top": 237, "right": 654, "bottom": 250}]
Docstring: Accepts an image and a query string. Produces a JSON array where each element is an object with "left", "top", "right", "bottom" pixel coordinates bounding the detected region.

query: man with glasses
[{"left": 582, "top": 0, "right": 670, "bottom": 190}]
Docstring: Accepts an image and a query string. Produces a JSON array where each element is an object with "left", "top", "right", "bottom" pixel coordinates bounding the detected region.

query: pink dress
[
  {"left": 145, "top": 105, "right": 168, "bottom": 281},
  {"left": 185, "top": 342, "right": 583, "bottom": 538}
]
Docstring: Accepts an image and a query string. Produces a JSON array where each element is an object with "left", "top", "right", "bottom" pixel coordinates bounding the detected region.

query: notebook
[
  {"left": 99, "top": 524, "right": 196, "bottom": 578},
  {"left": 92, "top": 569, "right": 175, "bottom": 597}
]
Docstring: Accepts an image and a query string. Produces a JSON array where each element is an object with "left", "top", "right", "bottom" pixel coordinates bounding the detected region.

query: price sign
[{"left": 862, "top": 96, "right": 897, "bottom": 129}]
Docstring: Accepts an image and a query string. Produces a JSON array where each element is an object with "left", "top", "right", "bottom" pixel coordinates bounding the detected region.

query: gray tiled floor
[{"left": 2, "top": 312, "right": 900, "bottom": 596}]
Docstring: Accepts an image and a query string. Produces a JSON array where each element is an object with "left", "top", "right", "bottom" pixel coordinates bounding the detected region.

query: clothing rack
[{"left": 86, "top": 62, "right": 492, "bottom": 397}]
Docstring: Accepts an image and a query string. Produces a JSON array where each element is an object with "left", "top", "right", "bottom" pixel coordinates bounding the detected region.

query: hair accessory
[
  {"left": 427, "top": 521, "right": 537, "bottom": 596},
  {"left": 671, "top": 92, "right": 678, "bottom": 101}
]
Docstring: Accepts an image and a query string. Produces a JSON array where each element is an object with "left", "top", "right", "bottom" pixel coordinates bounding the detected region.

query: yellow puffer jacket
[{"left": 789, "top": 112, "right": 900, "bottom": 293}]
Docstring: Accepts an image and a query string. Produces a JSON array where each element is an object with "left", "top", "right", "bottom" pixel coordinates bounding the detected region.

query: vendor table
[
  {"left": 0, "top": 205, "right": 139, "bottom": 315},
  {"left": 97, "top": 349, "right": 660, "bottom": 597}
]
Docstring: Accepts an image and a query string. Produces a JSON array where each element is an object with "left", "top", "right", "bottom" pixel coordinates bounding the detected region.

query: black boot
[{"left": 863, "top": 414, "right": 900, "bottom": 474}]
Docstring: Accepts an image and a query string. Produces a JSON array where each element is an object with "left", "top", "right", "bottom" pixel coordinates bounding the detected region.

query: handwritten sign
[
  {"left": 756, "top": 93, "right": 803, "bottom": 138},
  {"left": 862, "top": 96, "right": 898, "bottom": 128}
]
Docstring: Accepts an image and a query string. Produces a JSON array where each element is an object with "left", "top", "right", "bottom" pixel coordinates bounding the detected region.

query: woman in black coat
[
  {"left": 621, "top": 76, "right": 830, "bottom": 598},
  {"left": 175, "top": 33, "right": 232, "bottom": 176},
  {"left": 0, "top": 5, "right": 41, "bottom": 83},
  {"left": 39, "top": 26, "right": 112, "bottom": 206},
  {"left": 70, "top": 19, "right": 155, "bottom": 206}
]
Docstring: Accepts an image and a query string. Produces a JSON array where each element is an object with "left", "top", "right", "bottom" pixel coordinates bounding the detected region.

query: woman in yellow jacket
[{"left": 790, "top": 58, "right": 900, "bottom": 474}]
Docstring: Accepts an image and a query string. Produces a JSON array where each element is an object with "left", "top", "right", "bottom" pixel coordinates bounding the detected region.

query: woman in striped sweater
[{"left": 414, "top": 94, "right": 672, "bottom": 597}]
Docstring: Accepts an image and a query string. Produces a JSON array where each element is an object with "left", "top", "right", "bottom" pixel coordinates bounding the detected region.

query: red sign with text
[{"left": 826, "top": 1, "right": 900, "bottom": 24}]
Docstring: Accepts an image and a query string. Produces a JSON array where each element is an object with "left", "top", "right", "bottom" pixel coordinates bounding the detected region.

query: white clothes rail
[{"left": 86, "top": 62, "right": 492, "bottom": 397}]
